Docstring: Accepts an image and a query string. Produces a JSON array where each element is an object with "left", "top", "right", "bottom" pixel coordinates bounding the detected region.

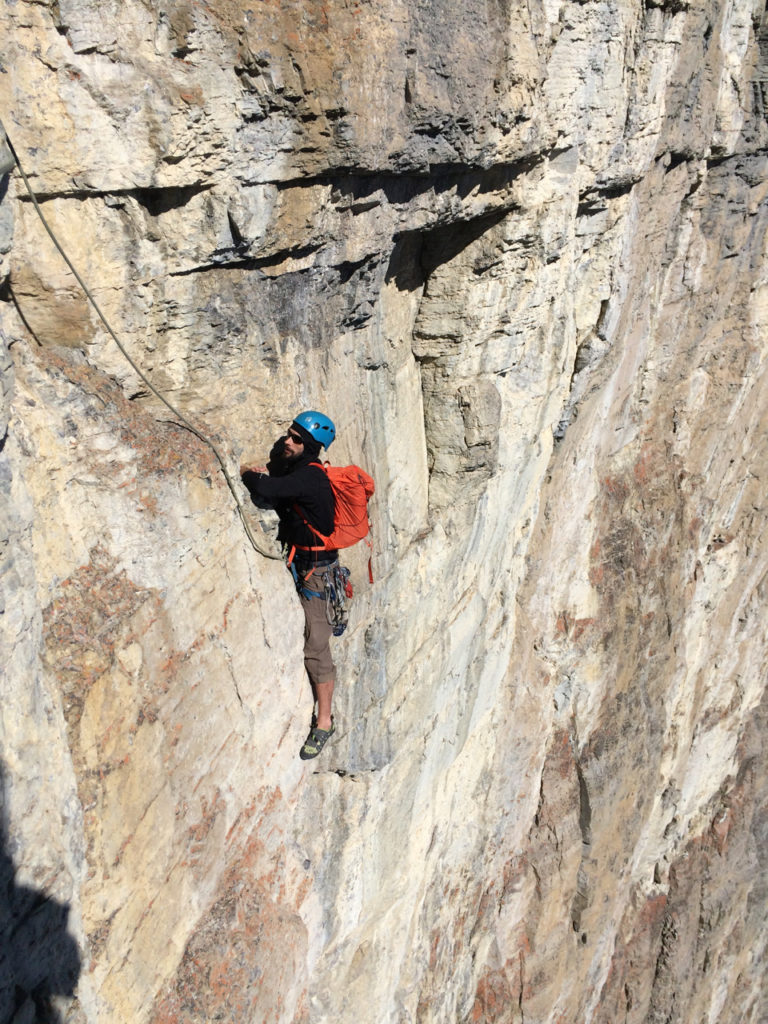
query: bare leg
[{"left": 314, "top": 679, "right": 335, "bottom": 731}]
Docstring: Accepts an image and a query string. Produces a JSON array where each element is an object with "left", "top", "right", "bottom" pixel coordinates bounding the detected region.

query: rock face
[{"left": 1, "top": 0, "right": 767, "bottom": 1021}]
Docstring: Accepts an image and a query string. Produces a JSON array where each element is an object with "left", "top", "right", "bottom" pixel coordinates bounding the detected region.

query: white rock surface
[{"left": 1, "top": 0, "right": 767, "bottom": 1021}]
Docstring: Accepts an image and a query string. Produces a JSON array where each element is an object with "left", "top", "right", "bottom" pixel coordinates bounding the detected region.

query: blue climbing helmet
[{"left": 292, "top": 410, "right": 336, "bottom": 449}]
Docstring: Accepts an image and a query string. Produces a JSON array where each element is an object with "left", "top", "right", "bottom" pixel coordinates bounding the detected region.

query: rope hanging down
[{"left": 0, "top": 120, "right": 281, "bottom": 561}]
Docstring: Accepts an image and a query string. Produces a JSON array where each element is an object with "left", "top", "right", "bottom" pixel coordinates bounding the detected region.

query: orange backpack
[{"left": 289, "top": 463, "right": 375, "bottom": 579}]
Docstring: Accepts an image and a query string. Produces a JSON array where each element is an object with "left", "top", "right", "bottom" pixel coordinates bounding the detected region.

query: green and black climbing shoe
[{"left": 300, "top": 721, "right": 335, "bottom": 760}]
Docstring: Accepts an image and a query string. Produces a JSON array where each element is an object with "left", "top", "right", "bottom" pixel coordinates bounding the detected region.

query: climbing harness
[
  {"left": 0, "top": 118, "right": 280, "bottom": 561},
  {"left": 289, "top": 561, "right": 325, "bottom": 600},
  {"left": 289, "top": 561, "right": 353, "bottom": 636}
]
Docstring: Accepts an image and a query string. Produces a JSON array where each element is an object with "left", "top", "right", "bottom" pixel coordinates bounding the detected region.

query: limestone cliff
[{"left": 1, "top": 0, "right": 767, "bottom": 1022}]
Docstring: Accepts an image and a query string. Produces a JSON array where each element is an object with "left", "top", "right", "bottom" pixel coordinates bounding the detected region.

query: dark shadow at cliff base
[{"left": 0, "top": 763, "right": 80, "bottom": 1024}]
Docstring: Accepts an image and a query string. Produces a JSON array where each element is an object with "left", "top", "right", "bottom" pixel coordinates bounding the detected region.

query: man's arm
[
  {"left": 241, "top": 468, "right": 269, "bottom": 503},
  {"left": 241, "top": 468, "right": 306, "bottom": 504}
]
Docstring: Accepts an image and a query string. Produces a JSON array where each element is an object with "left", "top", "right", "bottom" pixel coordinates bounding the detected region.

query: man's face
[{"left": 283, "top": 426, "right": 305, "bottom": 460}]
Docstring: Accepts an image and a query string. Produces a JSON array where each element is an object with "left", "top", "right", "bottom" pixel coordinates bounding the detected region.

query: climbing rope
[{"left": 0, "top": 119, "right": 281, "bottom": 561}]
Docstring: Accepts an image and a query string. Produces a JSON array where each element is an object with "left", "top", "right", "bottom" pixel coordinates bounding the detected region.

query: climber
[{"left": 240, "top": 411, "right": 340, "bottom": 761}]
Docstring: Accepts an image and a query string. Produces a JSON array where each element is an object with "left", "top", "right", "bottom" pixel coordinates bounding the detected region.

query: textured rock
[{"left": 1, "top": 0, "right": 767, "bottom": 1022}]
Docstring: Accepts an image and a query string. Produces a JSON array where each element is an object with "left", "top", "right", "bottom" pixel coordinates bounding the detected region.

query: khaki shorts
[{"left": 300, "top": 589, "right": 335, "bottom": 685}]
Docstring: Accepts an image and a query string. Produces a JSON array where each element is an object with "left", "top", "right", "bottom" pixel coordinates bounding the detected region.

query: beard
[
  {"left": 266, "top": 433, "right": 321, "bottom": 475},
  {"left": 282, "top": 441, "right": 303, "bottom": 461},
  {"left": 266, "top": 436, "right": 296, "bottom": 474}
]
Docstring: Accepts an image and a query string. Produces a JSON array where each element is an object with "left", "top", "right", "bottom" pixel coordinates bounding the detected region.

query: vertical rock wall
[{"left": 1, "top": 0, "right": 766, "bottom": 1021}]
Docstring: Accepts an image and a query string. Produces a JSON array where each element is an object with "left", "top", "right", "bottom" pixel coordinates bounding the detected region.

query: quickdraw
[{"left": 324, "top": 565, "right": 353, "bottom": 637}]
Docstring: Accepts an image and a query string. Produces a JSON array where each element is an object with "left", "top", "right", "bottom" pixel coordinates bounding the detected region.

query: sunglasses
[{"left": 287, "top": 430, "right": 305, "bottom": 444}]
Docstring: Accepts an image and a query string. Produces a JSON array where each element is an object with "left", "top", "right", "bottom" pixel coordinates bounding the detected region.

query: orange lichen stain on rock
[
  {"left": 633, "top": 443, "right": 656, "bottom": 485},
  {"left": 42, "top": 545, "right": 170, "bottom": 890},
  {"left": 179, "top": 87, "right": 204, "bottom": 105},
  {"left": 148, "top": 819, "right": 309, "bottom": 1024},
  {"left": 471, "top": 930, "right": 532, "bottom": 1024},
  {"left": 167, "top": 721, "right": 184, "bottom": 751},
  {"left": 224, "top": 798, "right": 258, "bottom": 845},
  {"left": 602, "top": 475, "right": 629, "bottom": 501},
  {"left": 425, "top": 930, "right": 442, "bottom": 975},
  {"left": 155, "top": 596, "right": 240, "bottom": 703},
  {"left": 111, "top": 830, "right": 137, "bottom": 869},
  {"left": 35, "top": 346, "right": 217, "bottom": 481},
  {"left": 470, "top": 964, "right": 517, "bottom": 1023},
  {"left": 417, "top": 880, "right": 489, "bottom": 1016},
  {"left": 150, "top": 991, "right": 185, "bottom": 1024},
  {"left": 572, "top": 617, "right": 596, "bottom": 640},
  {"left": 43, "top": 544, "right": 160, "bottom": 734},
  {"left": 546, "top": 727, "right": 574, "bottom": 781},
  {"left": 182, "top": 789, "right": 227, "bottom": 868},
  {"left": 555, "top": 611, "right": 597, "bottom": 642},
  {"left": 588, "top": 563, "right": 605, "bottom": 586},
  {"left": 593, "top": 886, "right": 670, "bottom": 1020},
  {"left": 135, "top": 488, "right": 160, "bottom": 515},
  {"left": 217, "top": 788, "right": 298, "bottom": 900}
]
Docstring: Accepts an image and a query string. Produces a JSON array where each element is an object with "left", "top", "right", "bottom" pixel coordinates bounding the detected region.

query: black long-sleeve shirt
[{"left": 242, "top": 448, "right": 337, "bottom": 561}]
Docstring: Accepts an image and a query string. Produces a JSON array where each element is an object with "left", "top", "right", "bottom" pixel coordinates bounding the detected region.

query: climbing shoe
[{"left": 300, "top": 721, "right": 335, "bottom": 760}]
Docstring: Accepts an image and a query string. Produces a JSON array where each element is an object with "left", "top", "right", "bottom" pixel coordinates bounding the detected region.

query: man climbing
[{"left": 240, "top": 411, "right": 340, "bottom": 761}]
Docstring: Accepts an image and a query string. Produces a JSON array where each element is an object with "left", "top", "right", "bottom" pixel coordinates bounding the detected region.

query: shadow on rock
[{"left": 0, "top": 763, "right": 80, "bottom": 1024}]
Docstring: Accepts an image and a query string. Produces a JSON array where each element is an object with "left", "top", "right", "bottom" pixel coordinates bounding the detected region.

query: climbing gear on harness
[
  {"left": 324, "top": 564, "right": 352, "bottom": 636},
  {"left": 300, "top": 719, "right": 335, "bottom": 760},
  {"left": 293, "top": 411, "right": 336, "bottom": 449},
  {"left": 0, "top": 118, "right": 280, "bottom": 562},
  {"left": 287, "top": 462, "right": 375, "bottom": 581},
  {"left": 289, "top": 561, "right": 352, "bottom": 636}
]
